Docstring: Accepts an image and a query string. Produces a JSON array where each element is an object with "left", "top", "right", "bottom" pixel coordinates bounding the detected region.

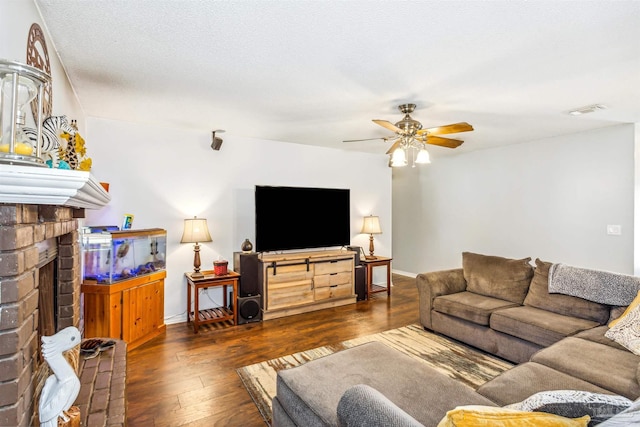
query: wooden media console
[{"left": 260, "top": 250, "right": 356, "bottom": 320}]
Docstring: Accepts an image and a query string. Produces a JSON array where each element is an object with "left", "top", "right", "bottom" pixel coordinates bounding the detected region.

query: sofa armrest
[
  {"left": 337, "top": 384, "right": 424, "bottom": 427},
  {"left": 416, "top": 268, "right": 467, "bottom": 330}
]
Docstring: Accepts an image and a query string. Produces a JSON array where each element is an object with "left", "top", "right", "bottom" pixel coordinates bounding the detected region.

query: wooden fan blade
[
  {"left": 373, "top": 119, "right": 402, "bottom": 133},
  {"left": 385, "top": 139, "right": 402, "bottom": 155},
  {"left": 426, "top": 135, "right": 464, "bottom": 149},
  {"left": 417, "top": 122, "right": 474, "bottom": 136},
  {"left": 343, "top": 137, "right": 388, "bottom": 142}
]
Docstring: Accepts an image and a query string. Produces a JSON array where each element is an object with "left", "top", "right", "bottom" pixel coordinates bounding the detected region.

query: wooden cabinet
[
  {"left": 261, "top": 250, "right": 356, "bottom": 320},
  {"left": 82, "top": 270, "right": 166, "bottom": 351}
]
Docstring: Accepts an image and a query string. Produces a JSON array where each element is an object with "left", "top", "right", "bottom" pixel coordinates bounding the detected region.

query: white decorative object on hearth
[{"left": 39, "top": 326, "right": 81, "bottom": 427}]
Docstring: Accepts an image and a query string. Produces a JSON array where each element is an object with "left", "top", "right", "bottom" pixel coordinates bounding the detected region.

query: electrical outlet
[{"left": 607, "top": 225, "right": 622, "bottom": 235}]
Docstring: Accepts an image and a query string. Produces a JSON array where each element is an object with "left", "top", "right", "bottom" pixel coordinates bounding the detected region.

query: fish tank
[{"left": 81, "top": 227, "right": 167, "bottom": 284}]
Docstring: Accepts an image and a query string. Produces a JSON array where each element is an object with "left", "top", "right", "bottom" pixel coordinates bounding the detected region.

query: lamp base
[
  {"left": 365, "top": 255, "right": 378, "bottom": 260},
  {"left": 191, "top": 243, "right": 203, "bottom": 279},
  {"left": 368, "top": 234, "right": 377, "bottom": 259}
]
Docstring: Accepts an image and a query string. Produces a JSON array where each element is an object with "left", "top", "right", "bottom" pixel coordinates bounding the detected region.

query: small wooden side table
[
  {"left": 186, "top": 270, "right": 240, "bottom": 333},
  {"left": 361, "top": 257, "right": 392, "bottom": 300}
]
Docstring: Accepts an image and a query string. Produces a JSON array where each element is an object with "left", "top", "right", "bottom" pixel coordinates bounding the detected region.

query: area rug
[{"left": 236, "top": 324, "right": 514, "bottom": 425}]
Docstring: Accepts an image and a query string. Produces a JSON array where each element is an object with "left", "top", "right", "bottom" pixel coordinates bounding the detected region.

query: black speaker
[
  {"left": 347, "top": 245, "right": 362, "bottom": 266},
  {"left": 355, "top": 265, "right": 367, "bottom": 301},
  {"left": 211, "top": 130, "right": 224, "bottom": 150},
  {"left": 237, "top": 295, "right": 262, "bottom": 324},
  {"left": 233, "top": 252, "right": 261, "bottom": 296}
]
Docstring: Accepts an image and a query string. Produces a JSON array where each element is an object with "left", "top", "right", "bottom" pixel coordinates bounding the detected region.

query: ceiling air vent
[{"left": 568, "top": 104, "right": 607, "bottom": 116}]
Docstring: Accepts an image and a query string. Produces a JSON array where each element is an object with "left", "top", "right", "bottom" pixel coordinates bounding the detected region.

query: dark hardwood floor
[{"left": 126, "top": 274, "right": 419, "bottom": 426}]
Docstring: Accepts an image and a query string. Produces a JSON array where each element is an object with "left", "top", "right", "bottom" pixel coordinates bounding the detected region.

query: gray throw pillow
[
  {"left": 597, "top": 396, "right": 640, "bottom": 426},
  {"left": 506, "top": 390, "right": 632, "bottom": 426},
  {"left": 337, "top": 384, "right": 424, "bottom": 427}
]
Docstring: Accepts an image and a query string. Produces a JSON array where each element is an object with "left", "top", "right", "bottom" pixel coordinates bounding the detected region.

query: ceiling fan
[{"left": 344, "top": 104, "right": 473, "bottom": 166}]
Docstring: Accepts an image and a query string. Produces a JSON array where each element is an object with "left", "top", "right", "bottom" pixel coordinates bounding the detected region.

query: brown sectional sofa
[
  {"left": 417, "top": 252, "right": 637, "bottom": 405},
  {"left": 272, "top": 252, "right": 637, "bottom": 426},
  {"left": 418, "top": 253, "right": 617, "bottom": 364}
]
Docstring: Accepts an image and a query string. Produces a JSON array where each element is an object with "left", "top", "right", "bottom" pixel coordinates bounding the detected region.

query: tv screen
[{"left": 255, "top": 185, "right": 350, "bottom": 252}]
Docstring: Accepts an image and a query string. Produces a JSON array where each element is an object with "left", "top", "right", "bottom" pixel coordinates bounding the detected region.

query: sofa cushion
[
  {"left": 505, "top": 390, "right": 632, "bottom": 425},
  {"left": 433, "top": 292, "right": 520, "bottom": 326},
  {"left": 573, "top": 326, "right": 629, "bottom": 351},
  {"left": 524, "top": 259, "right": 610, "bottom": 324},
  {"left": 490, "top": 306, "right": 599, "bottom": 348},
  {"left": 531, "top": 337, "right": 640, "bottom": 400},
  {"left": 477, "top": 362, "right": 616, "bottom": 406},
  {"left": 609, "top": 290, "right": 640, "bottom": 328},
  {"left": 609, "top": 304, "right": 632, "bottom": 327},
  {"left": 436, "top": 405, "right": 590, "bottom": 427},
  {"left": 462, "top": 252, "right": 533, "bottom": 304},
  {"left": 276, "top": 341, "right": 497, "bottom": 427}
]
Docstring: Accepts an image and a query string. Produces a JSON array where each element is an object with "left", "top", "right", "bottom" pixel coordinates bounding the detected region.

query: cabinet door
[
  {"left": 122, "top": 279, "right": 164, "bottom": 345},
  {"left": 83, "top": 291, "right": 122, "bottom": 339},
  {"left": 266, "top": 263, "right": 314, "bottom": 310}
]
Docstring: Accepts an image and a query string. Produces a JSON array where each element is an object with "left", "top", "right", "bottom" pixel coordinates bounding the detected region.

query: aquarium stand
[{"left": 81, "top": 270, "right": 167, "bottom": 351}]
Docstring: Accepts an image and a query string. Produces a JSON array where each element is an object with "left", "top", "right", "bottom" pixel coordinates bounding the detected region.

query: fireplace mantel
[{"left": 0, "top": 164, "right": 110, "bottom": 209}]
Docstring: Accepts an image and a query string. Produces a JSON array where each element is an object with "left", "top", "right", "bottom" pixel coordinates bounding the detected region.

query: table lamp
[
  {"left": 361, "top": 215, "right": 382, "bottom": 260},
  {"left": 180, "top": 216, "right": 212, "bottom": 278}
]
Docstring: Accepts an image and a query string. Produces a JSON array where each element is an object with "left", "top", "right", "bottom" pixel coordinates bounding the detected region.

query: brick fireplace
[
  {"left": 0, "top": 165, "right": 110, "bottom": 427},
  {"left": 0, "top": 204, "right": 81, "bottom": 426}
]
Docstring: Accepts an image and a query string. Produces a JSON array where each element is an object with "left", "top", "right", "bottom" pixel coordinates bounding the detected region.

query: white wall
[
  {"left": 0, "top": 2, "right": 393, "bottom": 326},
  {"left": 393, "top": 124, "right": 635, "bottom": 276},
  {"left": 635, "top": 123, "right": 640, "bottom": 276},
  {"left": 1, "top": 0, "right": 84, "bottom": 129},
  {"left": 83, "top": 117, "right": 392, "bottom": 323}
]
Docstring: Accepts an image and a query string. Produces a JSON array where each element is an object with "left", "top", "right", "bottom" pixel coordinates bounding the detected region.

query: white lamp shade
[
  {"left": 415, "top": 148, "right": 431, "bottom": 164},
  {"left": 180, "top": 217, "right": 212, "bottom": 243},
  {"left": 361, "top": 215, "right": 382, "bottom": 234},
  {"left": 390, "top": 147, "right": 407, "bottom": 167}
]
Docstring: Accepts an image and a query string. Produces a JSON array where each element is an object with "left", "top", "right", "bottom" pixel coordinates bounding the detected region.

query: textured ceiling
[{"left": 34, "top": 0, "right": 640, "bottom": 157}]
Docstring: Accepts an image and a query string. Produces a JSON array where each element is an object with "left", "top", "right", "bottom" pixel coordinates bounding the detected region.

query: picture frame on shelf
[{"left": 122, "top": 214, "right": 134, "bottom": 230}]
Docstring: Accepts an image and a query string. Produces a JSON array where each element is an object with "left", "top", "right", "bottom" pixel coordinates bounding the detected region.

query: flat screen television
[{"left": 255, "top": 185, "right": 350, "bottom": 252}]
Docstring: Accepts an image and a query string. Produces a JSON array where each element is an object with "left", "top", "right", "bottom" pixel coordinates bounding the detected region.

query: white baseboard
[{"left": 391, "top": 269, "right": 417, "bottom": 278}]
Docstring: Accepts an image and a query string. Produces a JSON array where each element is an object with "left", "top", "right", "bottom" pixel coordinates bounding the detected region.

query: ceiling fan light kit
[
  {"left": 415, "top": 148, "right": 431, "bottom": 164},
  {"left": 390, "top": 146, "right": 407, "bottom": 167},
  {"left": 345, "top": 103, "right": 473, "bottom": 167}
]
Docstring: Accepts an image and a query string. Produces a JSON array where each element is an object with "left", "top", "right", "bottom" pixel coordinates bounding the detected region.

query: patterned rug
[{"left": 236, "top": 324, "right": 514, "bottom": 425}]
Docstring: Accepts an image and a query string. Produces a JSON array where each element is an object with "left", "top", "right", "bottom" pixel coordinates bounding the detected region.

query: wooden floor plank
[{"left": 126, "top": 274, "right": 419, "bottom": 426}]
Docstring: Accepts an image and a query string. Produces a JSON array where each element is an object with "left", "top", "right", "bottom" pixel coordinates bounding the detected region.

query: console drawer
[
  {"left": 315, "top": 283, "right": 352, "bottom": 300},
  {"left": 314, "top": 259, "right": 352, "bottom": 275},
  {"left": 314, "top": 271, "right": 352, "bottom": 288}
]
